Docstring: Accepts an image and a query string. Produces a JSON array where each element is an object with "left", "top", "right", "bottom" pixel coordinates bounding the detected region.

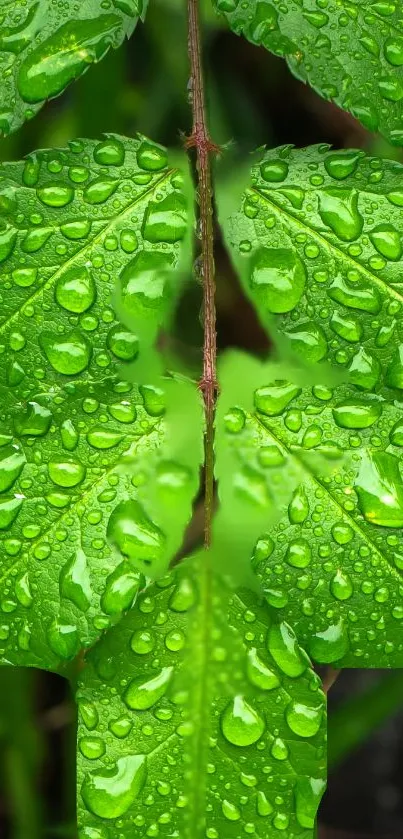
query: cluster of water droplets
[
  {"left": 77, "top": 566, "right": 326, "bottom": 837},
  {"left": 222, "top": 359, "right": 403, "bottom": 666},
  {"left": 0, "top": 134, "right": 188, "bottom": 666},
  {"left": 0, "top": 0, "right": 145, "bottom": 135},
  {"left": 214, "top": 0, "right": 403, "bottom": 143}
]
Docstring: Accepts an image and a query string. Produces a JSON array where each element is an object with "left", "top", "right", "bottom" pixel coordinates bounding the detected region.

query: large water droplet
[
  {"left": 0, "top": 496, "right": 23, "bottom": 530},
  {"left": 81, "top": 755, "right": 146, "bottom": 819},
  {"left": 288, "top": 487, "right": 309, "bottom": 524},
  {"left": 370, "top": 224, "right": 401, "bottom": 260},
  {"left": 332, "top": 399, "right": 382, "bottom": 429},
  {"left": 254, "top": 380, "right": 300, "bottom": 416},
  {"left": 284, "top": 321, "right": 328, "bottom": 362},
  {"left": 249, "top": 247, "right": 306, "bottom": 313},
  {"left": 40, "top": 330, "right": 91, "bottom": 375},
  {"left": 101, "top": 561, "right": 141, "bottom": 614},
  {"left": 246, "top": 647, "right": 280, "bottom": 690},
  {"left": 94, "top": 138, "right": 125, "bottom": 166},
  {"left": 107, "top": 500, "right": 163, "bottom": 568},
  {"left": 55, "top": 266, "right": 96, "bottom": 313},
  {"left": 47, "top": 619, "right": 79, "bottom": 659},
  {"left": 355, "top": 451, "right": 403, "bottom": 527},
  {"left": 0, "top": 444, "right": 26, "bottom": 492},
  {"left": 142, "top": 194, "right": 187, "bottom": 243},
  {"left": 48, "top": 460, "right": 85, "bottom": 488},
  {"left": 119, "top": 251, "right": 174, "bottom": 320},
  {"left": 14, "top": 402, "right": 52, "bottom": 437},
  {"left": 330, "top": 570, "right": 353, "bottom": 601},
  {"left": 308, "top": 618, "right": 349, "bottom": 663},
  {"left": 124, "top": 666, "right": 173, "bottom": 710},
  {"left": 319, "top": 188, "right": 363, "bottom": 241},
  {"left": 18, "top": 16, "right": 122, "bottom": 103},
  {"left": 267, "top": 622, "right": 307, "bottom": 677},
  {"left": 221, "top": 695, "right": 265, "bottom": 746},
  {"left": 386, "top": 345, "right": 403, "bottom": 389},
  {"left": 295, "top": 777, "right": 326, "bottom": 829},
  {"left": 60, "top": 548, "right": 92, "bottom": 611}
]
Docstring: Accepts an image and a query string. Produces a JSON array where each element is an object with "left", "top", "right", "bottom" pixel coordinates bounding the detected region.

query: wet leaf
[
  {"left": 212, "top": 0, "right": 403, "bottom": 145},
  {"left": 0, "top": 134, "right": 202, "bottom": 671},
  {"left": 0, "top": 0, "right": 148, "bottom": 136},
  {"left": 77, "top": 559, "right": 326, "bottom": 837},
  {"left": 219, "top": 144, "right": 403, "bottom": 667}
]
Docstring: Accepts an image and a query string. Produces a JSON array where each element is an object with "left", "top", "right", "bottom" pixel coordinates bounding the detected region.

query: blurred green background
[{"left": 1, "top": 1, "right": 403, "bottom": 837}]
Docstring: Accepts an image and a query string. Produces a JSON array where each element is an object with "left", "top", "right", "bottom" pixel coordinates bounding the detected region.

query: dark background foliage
[{"left": 1, "top": 2, "right": 402, "bottom": 836}]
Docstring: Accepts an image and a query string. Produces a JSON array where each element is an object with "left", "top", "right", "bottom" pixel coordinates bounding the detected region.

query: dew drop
[
  {"left": 81, "top": 755, "right": 146, "bottom": 819},
  {"left": 221, "top": 695, "right": 265, "bottom": 746}
]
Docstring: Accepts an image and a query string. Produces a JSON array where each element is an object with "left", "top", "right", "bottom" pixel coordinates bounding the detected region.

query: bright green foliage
[
  {"left": 212, "top": 0, "right": 403, "bottom": 145},
  {"left": 77, "top": 559, "right": 326, "bottom": 838},
  {"left": 0, "top": 0, "right": 148, "bottom": 136},
  {"left": 221, "top": 144, "right": 403, "bottom": 668},
  {"left": 0, "top": 135, "right": 202, "bottom": 672}
]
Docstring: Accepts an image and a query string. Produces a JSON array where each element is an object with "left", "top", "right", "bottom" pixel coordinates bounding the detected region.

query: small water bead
[
  {"left": 81, "top": 755, "right": 146, "bottom": 820},
  {"left": 124, "top": 666, "right": 173, "bottom": 710},
  {"left": 109, "top": 717, "right": 132, "bottom": 739},
  {"left": 330, "top": 570, "right": 353, "bottom": 601},
  {"left": 246, "top": 647, "right": 280, "bottom": 690},
  {"left": 61, "top": 219, "right": 91, "bottom": 240},
  {"left": 131, "top": 629, "right": 155, "bottom": 654},
  {"left": 94, "top": 138, "right": 125, "bottom": 166},
  {"left": 254, "top": 381, "right": 300, "bottom": 417},
  {"left": 12, "top": 267, "right": 37, "bottom": 287},
  {"left": 107, "top": 325, "right": 138, "bottom": 361},
  {"left": 221, "top": 696, "right": 265, "bottom": 746},
  {"left": 332, "top": 400, "right": 382, "bottom": 429},
  {"left": 355, "top": 451, "right": 403, "bottom": 527},
  {"left": 165, "top": 630, "right": 185, "bottom": 651},
  {"left": 286, "top": 699, "right": 323, "bottom": 738},
  {"left": 79, "top": 702, "right": 99, "bottom": 731},
  {"left": 137, "top": 140, "right": 167, "bottom": 171},
  {"left": 249, "top": 247, "right": 306, "bottom": 313},
  {"left": 40, "top": 330, "right": 91, "bottom": 374},
  {"left": 79, "top": 737, "right": 106, "bottom": 760},
  {"left": 55, "top": 266, "right": 96, "bottom": 313},
  {"left": 288, "top": 486, "right": 309, "bottom": 524},
  {"left": 169, "top": 576, "right": 196, "bottom": 612},
  {"left": 271, "top": 737, "right": 289, "bottom": 760}
]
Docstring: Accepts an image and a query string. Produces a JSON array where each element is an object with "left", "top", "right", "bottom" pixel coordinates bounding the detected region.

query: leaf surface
[
  {"left": 0, "top": 0, "right": 147, "bottom": 136},
  {"left": 220, "top": 144, "right": 403, "bottom": 668},
  {"left": 212, "top": 0, "right": 403, "bottom": 144},
  {"left": 0, "top": 134, "right": 202, "bottom": 671},
  {"left": 77, "top": 559, "right": 326, "bottom": 838}
]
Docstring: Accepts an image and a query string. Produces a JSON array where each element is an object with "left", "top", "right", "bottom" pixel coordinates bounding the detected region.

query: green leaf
[
  {"left": 76, "top": 559, "right": 326, "bottom": 838},
  {"left": 219, "top": 144, "right": 403, "bottom": 668},
  {"left": 212, "top": 0, "right": 403, "bottom": 145},
  {"left": 0, "top": 0, "right": 148, "bottom": 136},
  {"left": 0, "top": 134, "right": 202, "bottom": 671}
]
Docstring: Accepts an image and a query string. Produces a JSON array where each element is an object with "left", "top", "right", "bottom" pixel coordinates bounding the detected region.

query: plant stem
[{"left": 186, "top": 0, "right": 218, "bottom": 548}]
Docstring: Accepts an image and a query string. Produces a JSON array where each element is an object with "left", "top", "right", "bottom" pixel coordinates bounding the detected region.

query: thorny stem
[{"left": 186, "top": 0, "right": 219, "bottom": 548}]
